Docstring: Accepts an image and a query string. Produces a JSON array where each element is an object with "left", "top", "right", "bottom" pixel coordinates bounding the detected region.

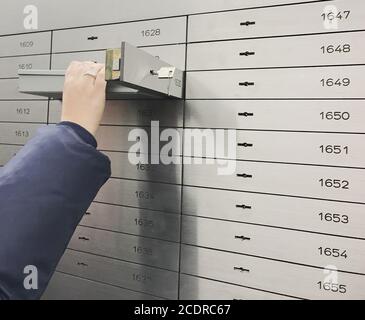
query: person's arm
[{"left": 0, "top": 61, "right": 110, "bottom": 300}]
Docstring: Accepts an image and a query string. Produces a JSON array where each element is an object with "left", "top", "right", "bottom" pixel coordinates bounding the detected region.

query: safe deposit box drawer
[
  {"left": 185, "top": 130, "right": 365, "bottom": 168},
  {"left": 181, "top": 245, "right": 365, "bottom": 300},
  {"left": 182, "top": 215, "right": 365, "bottom": 274},
  {"left": 0, "top": 123, "right": 42, "bottom": 145},
  {"left": 0, "top": 55, "right": 50, "bottom": 78},
  {"left": 187, "top": 32, "right": 365, "bottom": 70},
  {"left": 0, "top": 101, "right": 48, "bottom": 123},
  {"left": 0, "top": 79, "right": 48, "bottom": 100},
  {"left": 185, "top": 100, "right": 365, "bottom": 133},
  {"left": 182, "top": 186, "right": 365, "bottom": 239},
  {"left": 104, "top": 151, "right": 182, "bottom": 184},
  {"left": 0, "top": 32, "right": 51, "bottom": 57},
  {"left": 57, "top": 250, "right": 178, "bottom": 299},
  {"left": 186, "top": 66, "right": 365, "bottom": 99},
  {"left": 52, "top": 17, "right": 187, "bottom": 53},
  {"left": 183, "top": 159, "right": 365, "bottom": 203},
  {"left": 179, "top": 274, "right": 296, "bottom": 300},
  {"left": 83, "top": 202, "right": 180, "bottom": 242},
  {"left": 49, "top": 100, "right": 184, "bottom": 127},
  {"left": 44, "top": 272, "right": 161, "bottom": 300},
  {"left": 95, "top": 178, "right": 181, "bottom": 213},
  {"left": 188, "top": 0, "right": 365, "bottom": 42},
  {"left": 69, "top": 226, "right": 180, "bottom": 271}
]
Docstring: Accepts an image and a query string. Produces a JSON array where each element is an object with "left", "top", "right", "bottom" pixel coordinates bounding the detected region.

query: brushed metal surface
[
  {"left": 53, "top": 17, "right": 187, "bottom": 53},
  {"left": 179, "top": 274, "right": 297, "bottom": 300},
  {"left": 96, "top": 126, "right": 183, "bottom": 155},
  {"left": 182, "top": 215, "right": 365, "bottom": 274},
  {"left": 57, "top": 249, "right": 178, "bottom": 299},
  {"left": 181, "top": 245, "right": 365, "bottom": 300},
  {"left": 69, "top": 226, "right": 180, "bottom": 271},
  {"left": 184, "top": 130, "right": 365, "bottom": 168},
  {"left": 49, "top": 99, "right": 184, "bottom": 127},
  {"left": 188, "top": 0, "right": 365, "bottom": 42},
  {"left": 185, "top": 100, "right": 365, "bottom": 133},
  {"left": 183, "top": 186, "right": 365, "bottom": 239},
  {"left": 0, "top": 144, "right": 21, "bottom": 166},
  {"left": 187, "top": 32, "right": 365, "bottom": 70},
  {"left": 82, "top": 202, "right": 180, "bottom": 242},
  {"left": 0, "top": 123, "right": 43, "bottom": 144},
  {"left": 183, "top": 158, "right": 365, "bottom": 203},
  {"left": 0, "top": 54, "right": 50, "bottom": 78},
  {"left": 104, "top": 151, "right": 182, "bottom": 184},
  {"left": 95, "top": 178, "right": 181, "bottom": 213},
  {"left": 186, "top": 66, "right": 365, "bottom": 99},
  {"left": 0, "top": 32, "right": 51, "bottom": 57},
  {"left": 0, "top": 101, "right": 48, "bottom": 123},
  {"left": 43, "top": 272, "right": 162, "bottom": 300}
]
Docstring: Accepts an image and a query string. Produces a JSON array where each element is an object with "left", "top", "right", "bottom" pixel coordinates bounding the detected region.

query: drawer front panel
[
  {"left": 49, "top": 100, "right": 184, "bottom": 127},
  {"left": 181, "top": 245, "right": 365, "bottom": 300},
  {"left": 0, "top": 79, "right": 48, "bottom": 100},
  {"left": 0, "top": 123, "right": 43, "bottom": 145},
  {"left": 82, "top": 202, "right": 180, "bottom": 242},
  {"left": 183, "top": 159, "right": 365, "bottom": 203},
  {"left": 95, "top": 178, "right": 181, "bottom": 213},
  {"left": 43, "top": 272, "right": 161, "bottom": 300},
  {"left": 185, "top": 100, "right": 365, "bottom": 133},
  {"left": 0, "top": 101, "right": 48, "bottom": 123},
  {"left": 186, "top": 66, "right": 365, "bottom": 99},
  {"left": 69, "top": 226, "right": 180, "bottom": 271},
  {"left": 0, "top": 145, "right": 21, "bottom": 166},
  {"left": 57, "top": 250, "right": 178, "bottom": 299},
  {"left": 188, "top": 1, "right": 365, "bottom": 42},
  {"left": 0, "top": 32, "right": 51, "bottom": 57},
  {"left": 179, "top": 274, "right": 296, "bottom": 300},
  {"left": 0, "top": 55, "right": 50, "bottom": 78},
  {"left": 53, "top": 17, "right": 187, "bottom": 53},
  {"left": 183, "top": 186, "right": 365, "bottom": 239}
]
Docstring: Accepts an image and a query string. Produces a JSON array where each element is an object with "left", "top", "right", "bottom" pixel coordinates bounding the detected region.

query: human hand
[{"left": 61, "top": 61, "right": 106, "bottom": 137}]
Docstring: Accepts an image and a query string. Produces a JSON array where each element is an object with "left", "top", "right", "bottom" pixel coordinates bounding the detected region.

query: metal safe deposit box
[{"left": 0, "top": 0, "right": 365, "bottom": 300}]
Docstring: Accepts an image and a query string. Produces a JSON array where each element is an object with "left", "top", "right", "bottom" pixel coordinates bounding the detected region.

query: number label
[
  {"left": 133, "top": 246, "right": 153, "bottom": 256},
  {"left": 317, "top": 281, "right": 347, "bottom": 294},
  {"left": 135, "top": 191, "right": 155, "bottom": 200},
  {"left": 318, "top": 247, "right": 348, "bottom": 259},
  {"left": 321, "top": 44, "right": 351, "bottom": 54},
  {"left": 319, "top": 212, "right": 349, "bottom": 224},
  {"left": 141, "top": 29, "right": 161, "bottom": 37},
  {"left": 319, "top": 179, "right": 349, "bottom": 190},
  {"left": 321, "top": 78, "right": 351, "bottom": 87},
  {"left": 320, "top": 112, "right": 350, "bottom": 121},
  {"left": 319, "top": 145, "right": 349, "bottom": 155},
  {"left": 20, "top": 41, "right": 34, "bottom": 48}
]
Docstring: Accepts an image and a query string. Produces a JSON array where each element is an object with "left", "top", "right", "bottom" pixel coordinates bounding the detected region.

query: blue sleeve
[{"left": 0, "top": 124, "right": 111, "bottom": 300}]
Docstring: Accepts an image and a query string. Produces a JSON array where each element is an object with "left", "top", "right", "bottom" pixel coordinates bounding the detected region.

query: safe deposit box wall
[{"left": 0, "top": 0, "right": 365, "bottom": 300}]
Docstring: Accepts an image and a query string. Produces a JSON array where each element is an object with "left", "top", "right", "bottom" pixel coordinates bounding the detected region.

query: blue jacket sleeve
[{"left": 0, "top": 124, "right": 111, "bottom": 300}]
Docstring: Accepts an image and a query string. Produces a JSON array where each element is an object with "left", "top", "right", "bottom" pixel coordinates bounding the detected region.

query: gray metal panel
[
  {"left": 104, "top": 151, "right": 182, "bottom": 184},
  {"left": 82, "top": 202, "right": 180, "bottom": 242},
  {"left": 181, "top": 245, "right": 365, "bottom": 300},
  {"left": 57, "top": 250, "right": 178, "bottom": 299},
  {"left": 0, "top": 32, "right": 51, "bottom": 57},
  {"left": 184, "top": 130, "right": 365, "bottom": 168},
  {"left": 188, "top": 0, "right": 365, "bottom": 42},
  {"left": 53, "top": 17, "right": 187, "bottom": 53},
  {"left": 179, "top": 274, "right": 297, "bottom": 300},
  {"left": 69, "top": 226, "right": 180, "bottom": 271},
  {"left": 96, "top": 126, "right": 183, "bottom": 154},
  {"left": 0, "top": 145, "right": 21, "bottom": 166},
  {"left": 182, "top": 186, "right": 365, "bottom": 239},
  {"left": 186, "top": 66, "right": 365, "bottom": 99},
  {"left": 95, "top": 178, "right": 181, "bottom": 213},
  {"left": 0, "top": 101, "right": 48, "bottom": 123},
  {"left": 187, "top": 32, "right": 365, "bottom": 70},
  {"left": 185, "top": 100, "right": 365, "bottom": 133},
  {"left": 182, "top": 215, "right": 365, "bottom": 274},
  {"left": 0, "top": 55, "right": 50, "bottom": 78},
  {"left": 43, "top": 272, "right": 162, "bottom": 300},
  {"left": 0, "top": 79, "right": 48, "bottom": 100},
  {"left": 49, "top": 99, "right": 184, "bottom": 126},
  {"left": 0, "top": 123, "right": 43, "bottom": 144},
  {"left": 183, "top": 158, "right": 365, "bottom": 203}
]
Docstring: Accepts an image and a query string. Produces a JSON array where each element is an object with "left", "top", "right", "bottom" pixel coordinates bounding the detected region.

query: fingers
[
  {"left": 95, "top": 65, "right": 106, "bottom": 89},
  {"left": 65, "top": 61, "right": 105, "bottom": 87}
]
